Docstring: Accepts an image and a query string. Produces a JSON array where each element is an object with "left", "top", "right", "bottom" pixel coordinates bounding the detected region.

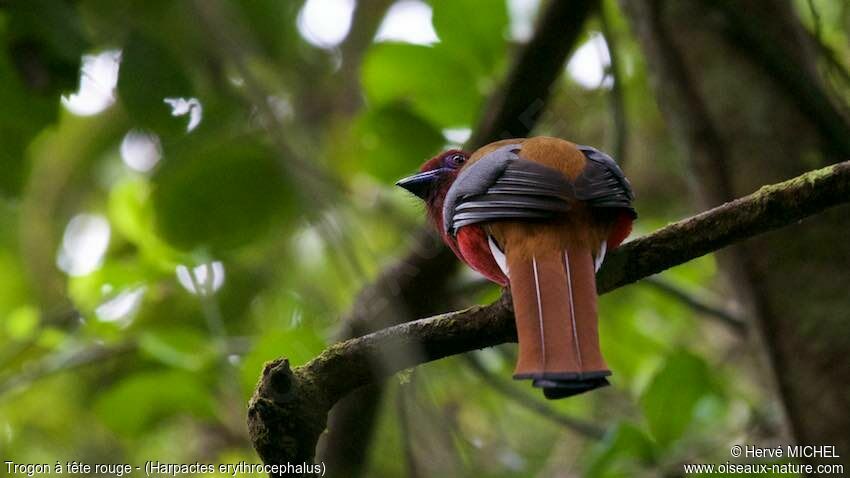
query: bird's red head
[{"left": 396, "top": 149, "right": 469, "bottom": 226}]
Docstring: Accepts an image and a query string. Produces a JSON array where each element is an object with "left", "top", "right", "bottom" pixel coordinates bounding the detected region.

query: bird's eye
[{"left": 447, "top": 153, "right": 466, "bottom": 167}]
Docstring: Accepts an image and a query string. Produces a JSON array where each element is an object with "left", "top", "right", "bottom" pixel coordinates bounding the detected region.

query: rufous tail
[{"left": 507, "top": 243, "right": 610, "bottom": 399}]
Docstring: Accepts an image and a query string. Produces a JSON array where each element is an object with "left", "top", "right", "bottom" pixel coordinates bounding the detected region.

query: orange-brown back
[{"left": 464, "top": 137, "right": 606, "bottom": 259}]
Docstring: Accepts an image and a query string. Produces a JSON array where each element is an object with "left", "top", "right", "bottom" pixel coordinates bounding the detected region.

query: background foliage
[{"left": 0, "top": 0, "right": 847, "bottom": 476}]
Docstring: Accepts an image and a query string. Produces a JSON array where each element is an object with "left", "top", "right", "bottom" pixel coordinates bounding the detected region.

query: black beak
[{"left": 396, "top": 169, "right": 443, "bottom": 200}]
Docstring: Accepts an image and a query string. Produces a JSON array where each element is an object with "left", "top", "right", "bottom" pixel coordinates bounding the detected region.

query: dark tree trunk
[{"left": 621, "top": 0, "right": 850, "bottom": 472}]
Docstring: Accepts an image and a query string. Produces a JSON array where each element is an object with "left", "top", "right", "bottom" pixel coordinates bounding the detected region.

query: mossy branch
[{"left": 248, "top": 160, "right": 850, "bottom": 476}]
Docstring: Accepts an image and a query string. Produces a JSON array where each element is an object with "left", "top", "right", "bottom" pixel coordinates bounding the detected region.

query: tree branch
[
  {"left": 802, "top": 26, "right": 850, "bottom": 92},
  {"left": 249, "top": 160, "right": 850, "bottom": 475},
  {"left": 334, "top": 0, "right": 395, "bottom": 115},
  {"left": 600, "top": 1, "right": 629, "bottom": 165},
  {"left": 713, "top": 0, "right": 850, "bottom": 158},
  {"left": 467, "top": 0, "right": 600, "bottom": 148}
]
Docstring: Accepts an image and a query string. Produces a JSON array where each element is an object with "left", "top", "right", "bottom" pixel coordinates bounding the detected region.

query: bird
[{"left": 396, "top": 137, "right": 636, "bottom": 399}]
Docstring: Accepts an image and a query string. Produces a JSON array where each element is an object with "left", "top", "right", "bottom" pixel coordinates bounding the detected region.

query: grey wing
[
  {"left": 443, "top": 144, "right": 574, "bottom": 235},
  {"left": 575, "top": 145, "right": 637, "bottom": 218}
]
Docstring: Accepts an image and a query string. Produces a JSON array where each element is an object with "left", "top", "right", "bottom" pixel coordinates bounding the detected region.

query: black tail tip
[{"left": 533, "top": 377, "right": 611, "bottom": 400}]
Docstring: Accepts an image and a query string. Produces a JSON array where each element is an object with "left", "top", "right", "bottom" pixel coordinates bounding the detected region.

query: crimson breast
[{"left": 455, "top": 225, "right": 508, "bottom": 286}]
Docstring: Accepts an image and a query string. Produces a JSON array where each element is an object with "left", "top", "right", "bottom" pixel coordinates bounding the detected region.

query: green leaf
[
  {"left": 231, "top": 0, "right": 301, "bottom": 59},
  {"left": 139, "top": 328, "right": 216, "bottom": 371},
  {"left": 118, "top": 33, "right": 194, "bottom": 137},
  {"left": 430, "top": 0, "right": 509, "bottom": 74},
  {"left": 94, "top": 370, "right": 215, "bottom": 435},
  {"left": 0, "top": 0, "right": 87, "bottom": 196},
  {"left": 598, "top": 288, "right": 666, "bottom": 382},
  {"left": 0, "top": 231, "right": 32, "bottom": 315},
  {"left": 3, "top": 0, "right": 88, "bottom": 93},
  {"left": 68, "top": 260, "right": 153, "bottom": 317},
  {"left": 585, "top": 421, "right": 657, "bottom": 478},
  {"left": 640, "top": 350, "right": 717, "bottom": 448},
  {"left": 361, "top": 42, "right": 481, "bottom": 127},
  {"left": 351, "top": 103, "right": 445, "bottom": 183},
  {"left": 108, "top": 177, "right": 183, "bottom": 270},
  {"left": 36, "top": 327, "right": 67, "bottom": 349},
  {"left": 151, "top": 137, "right": 296, "bottom": 251},
  {"left": 78, "top": 0, "right": 203, "bottom": 55},
  {"left": 5, "top": 305, "right": 40, "bottom": 341},
  {"left": 240, "top": 328, "right": 326, "bottom": 396}
]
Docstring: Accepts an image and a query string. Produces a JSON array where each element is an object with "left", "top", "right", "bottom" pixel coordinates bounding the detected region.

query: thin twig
[
  {"left": 396, "top": 381, "right": 422, "bottom": 478},
  {"left": 806, "top": 0, "right": 822, "bottom": 42},
  {"left": 0, "top": 336, "right": 254, "bottom": 399},
  {"left": 0, "top": 341, "right": 136, "bottom": 397},
  {"left": 802, "top": 27, "right": 850, "bottom": 90},
  {"left": 643, "top": 277, "right": 747, "bottom": 333},
  {"left": 600, "top": 1, "right": 629, "bottom": 164},
  {"left": 462, "top": 354, "right": 606, "bottom": 440}
]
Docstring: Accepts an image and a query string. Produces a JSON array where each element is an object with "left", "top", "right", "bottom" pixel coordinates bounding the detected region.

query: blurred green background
[{"left": 0, "top": 0, "right": 847, "bottom": 477}]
